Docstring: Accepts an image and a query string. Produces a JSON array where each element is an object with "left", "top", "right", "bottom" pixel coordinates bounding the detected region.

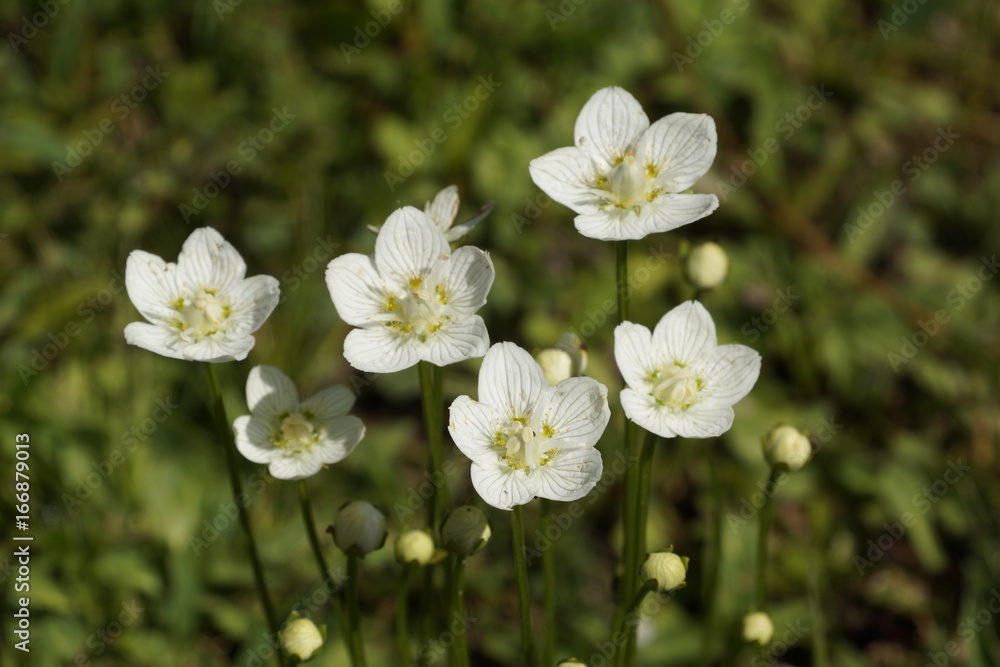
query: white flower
[
  {"left": 529, "top": 86, "right": 719, "bottom": 241},
  {"left": 124, "top": 227, "right": 280, "bottom": 362},
  {"left": 367, "top": 185, "right": 494, "bottom": 242},
  {"left": 448, "top": 342, "right": 610, "bottom": 510},
  {"left": 233, "top": 366, "right": 365, "bottom": 480},
  {"left": 326, "top": 206, "right": 494, "bottom": 373},
  {"left": 615, "top": 301, "right": 761, "bottom": 439}
]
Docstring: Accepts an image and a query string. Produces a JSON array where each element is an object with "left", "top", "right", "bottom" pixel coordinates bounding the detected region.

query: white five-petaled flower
[
  {"left": 326, "top": 206, "right": 495, "bottom": 374},
  {"left": 529, "top": 86, "right": 720, "bottom": 241},
  {"left": 615, "top": 301, "right": 761, "bottom": 438},
  {"left": 233, "top": 366, "right": 365, "bottom": 480},
  {"left": 448, "top": 342, "right": 611, "bottom": 511},
  {"left": 124, "top": 227, "right": 280, "bottom": 362}
]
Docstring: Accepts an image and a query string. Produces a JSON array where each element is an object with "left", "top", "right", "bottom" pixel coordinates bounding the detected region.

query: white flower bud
[
  {"left": 556, "top": 331, "right": 588, "bottom": 376},
  {"left": 640, "top": 551, "right": 688, "bottom": 593},
  {"left": 279, "top": 614, "right": 324, "bottom": 662},
  {"left": 536, "top": 348, "right": 574, "bottom": 385},
  {"left": 332, "top": 500, "right": 387, "bottom": 557},
  {"left": 685, "top": 242, "right": 729, "bottom": 289},
  {"left": 395, "top": 529, "right": 436, "bottom": 566},
  {"left": 742, "top": 611, "right": 774, "bottom": 645},
  {"left": 441, "top": 505, "right": 492, "bottom": 556},
  {"left": 555, "top": 660, "right": 587, "bottom": 666},
  {"left": 763, "top": 424, "right": 812, "bottom": 471}
]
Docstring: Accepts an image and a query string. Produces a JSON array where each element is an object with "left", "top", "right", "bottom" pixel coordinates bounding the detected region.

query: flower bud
[
  {"left": 640, "top": 551, "right": 688, "bottom": 593},
  {"left": 279, "top": 613, "right": 324, "bottom": 662},
  {"left": 331, "top": 500, "right": 387, "bottom": 557},
  {"left": 555, "top": 331, "right": 588, "bottom": 376},
  {"left": 763, "top": 424, "right": 812, "bottom": 471},
  {"left": 742, "top": 611, "right": 774, "bottom": 645},
  {"left": 685, "top": 242, "right": 729, "bottom": 289},
  {"left": 395, "top": 528, "right": 436, "bottom": 566},
  {"left": 536, "top": 348, "right": 574, "bottom": 385},
  {"left": 441, "top": 505, "right": 491, "bottom": 556},
  {"left": 555, "top": 660, "right": 587, "bottom": 666}
]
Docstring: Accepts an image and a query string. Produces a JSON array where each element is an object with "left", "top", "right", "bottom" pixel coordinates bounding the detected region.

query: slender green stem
[
  {"left": 615, "top": 240, "right": 630, "bottom": 324},
  {"left": 613, "top": 584, "right": 653, "bottom": 647},
  {"left": 623, "top": 429, "right": 659, "bottom": 666},
  {"left": 807, "top": 529, "right": 829, "bottom": 667},
  {"left": 613, "top": 418, "right": 638, "bottom": 667},
  {"left": 397, "top": 564, "right": 415, "bottom": 665},
  {"left": 298, "top": 481, "right": 350, "bottom": 663},
  {"left": 346, "top": 555, "right": 367, "bottom": 667},
  {"left": 203, "top": 364, "right": 283, "bottom": 663},
  {"left": 540, "top": 499, "right": 556, "bottom": 667},
  {"left": 699, "top": 445, "right": 724, "bottom": 667},
  {"left": 448, "top": 555, "right": 470, "bottom": 667},
  {"left": 417, "top": 567, "right": 433, "bottom": 667},
  {"left": 419, "top": 361, "right": 449, "bottom": 537},
  {"left": 512, "top": 505, "right": 535, "bottom": 667},
  {"left": 755, "top": 469, "right": 779, "bottom": 611}
]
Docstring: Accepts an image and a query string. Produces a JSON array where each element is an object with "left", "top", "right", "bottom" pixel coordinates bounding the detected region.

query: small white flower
[
  {"left": 367, "top": 185, "right": 494, "bottom": 242},
  {"left": 326, "top": 206, "right": 495, "bottom": 373},
  {"left": 233, "top": 366, "right": 365, "bottom": 480},
  {"left": 124, "top": 227, "right": 280, "bottom": 362},
  {"left": 529, "top": 86, "right": 719, "bottom": 241},
  {"left": 615, "top": 301, "right": 761, "bottom": 439},
  {"left": 448, "top": 342, "right": 611, "bottom": 511}
]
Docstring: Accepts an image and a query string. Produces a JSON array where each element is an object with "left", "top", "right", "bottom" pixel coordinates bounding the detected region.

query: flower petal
[
  {"left": 698, "top": 344, "right": 761, "bottom": 405},
  {"left": 420, "top": 315, "right": 490, "bottom": 367},
  {"left": 246, "top": 365, "right": 299, "bottom": 416},
  {"left": 652, "top": 301, "right": 718, "bottom": 365},
  {"left": 445, "top": 200, "right": 494, "bottom": 242},
  {"left": 614, "top": 322, "right": 654, "bottom": 390},
  {"left": 125, "top": 250, "right": 181, "bottom": 324},
  {"left": 374, "top": 207, "right": 451, "bottom": 284},
  {"left": 326, "top": 253, "right": 388, "bottom": 327},
  {"left": 574, "top": 87, "right": 650, "bottom": 166},
  {"left": 534, "top": 447, "right": 603, "bottom": 503},
  {"left": 469, "top": 460, "right": 536, "bottom": 510},
  {"left": 620, "top": 388, "right": 681, "bottom": 439},
  {"left": 478, "top": 342, "right": 549, "bottom": 421},
  {"left": 668, "top": 402, "right": 736, "bottom": 438},
  {"left": 124, "top": 322, "right": 186, "bottom": 360},
  {"left": 269, "top": 454, "right": 324, "bottom": 481},
  {"left": 313, "top": 415, "right": 366, "bottom": 464},
  {"left": 175, "top": 227, "right": 247, "bottom": 292},
  {"left": 234, "top": 415, "right": 278, "bottom": 464},
  {"left": 572, "top": 209, "right": 641, "bottom": 241},
  {"left": 435, "top": 246, "right": 494, "bottom": 314},
  {"left": 343, "top": 327, "right": 420, "bottom": 374},
  {"left": 301, "top": 385, "right": 356, "bottom": 420},
  {"left": 228, "top": 274, "right": 281, "bottom": 334},
  {"left": 425, "top": 185, "right": 460, "bottom": 231},
  {"left": 537, "top": 377, "right": 610, "bottom": 449},
  {"left": 637, "top": 193, "right": 719, "bottom": 237},
  {"left": 449, "top": 396, "right": 506, "bottom": 461},
  {"left": 637, "top": 113, "right": 718, "bottom": 193},
  {"left": 528, "top": 146, "right": 603, "bottom": 214}
]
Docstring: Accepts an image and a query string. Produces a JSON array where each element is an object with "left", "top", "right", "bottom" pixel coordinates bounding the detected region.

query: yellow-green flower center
[
  {"left": 277, "top": 412, "right": 318, "bottom": 452},
  {"left": 650, "top": 364, "right": 703, "bottom": 411},
  {"left": 600, "top": 155, "right": 664, "bottom": 213},
  {"left": 381, "top": 276, "right": 453, "bottom": 342},
  {"left": 174, "top": 289, "right": 232, "bottom": 341},
  {"left": 497, "top": 420, "right": 558, "bottom": 473}
]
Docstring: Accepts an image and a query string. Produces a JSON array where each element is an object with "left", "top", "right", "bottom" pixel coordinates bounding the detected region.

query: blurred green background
[{"left": 2, "top": 0, "right": 999, "bottom": 665}]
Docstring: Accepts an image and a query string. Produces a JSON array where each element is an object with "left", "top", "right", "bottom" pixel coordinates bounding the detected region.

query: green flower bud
[
  {"left": 685, "top": 242, "right": 729, "bottom": 289},
  {"left": 332, "top": 500, "right": 387, "bottom": 557},
  {"left": 395, "top": 529, "right": 435, "bottom": 566},
  {"left": 640, "top": 551, "right": 688, "bottom": 593},
  {"left": 279, "top": 613, "right": 324, "bottom": 663},
  {"left": 536, "top": 348, "right": 574, "bottom": 385},
  {"left": 742, "top": 611, "right": 774, "bottom": 645},
  {"left": 763, "top": 424, "right": 812, "bottom": 471},
  {"left": 441, "top": 505, "right": 491, "bottom": 556}
]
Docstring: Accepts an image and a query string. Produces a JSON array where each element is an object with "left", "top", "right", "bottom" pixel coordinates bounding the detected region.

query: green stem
[
  {"left": 613, "top": 418, "right": 638, "bottom": 667},
  {"left": 397, "top": 564, "right": 415, "bottom": 665},
  {"left": 512, "top": 505, "right": 535, "bottom": 667},
  {"left": 203, "top": 364, "right": 283, "bottom": 664},
  {"left": 540, "top": 499, "right": 556, "bottom": 667},
  {"left": 613, "top": 585, "right": 653, "bottom": 648},
  {"left": 417, "top": 567, "right": 433, "bottom": 667},
  {"left": 807, "top": 529, "right": 828, "bottom": 667},
  {"left": 615, "top": 240, "right": 630, "bottom": 324},
  {"left": 298, "top": 481, "right": 350, "bottom": 663},
  {"left": 755, "top": 469, "right": 779, "bottom": 611},
  {"left": 449, "top": 555, "right": 470, "bottom": 667},
  {"left": 346, "top": 554, "right": 367, "bottom": 667},
  {"left": 699, "top": 444, "right": 724, "bottom": 667},
  {"left": 419, "top": 361, "right": 449, "bottom": 537},
  {"left": 623, "top": 430, "right": 659, "bottom": 666}
]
